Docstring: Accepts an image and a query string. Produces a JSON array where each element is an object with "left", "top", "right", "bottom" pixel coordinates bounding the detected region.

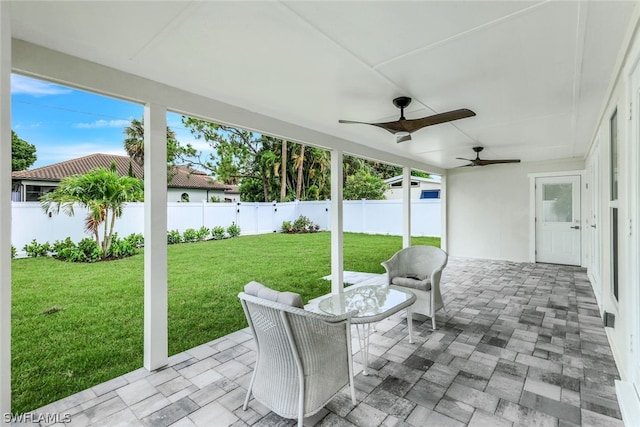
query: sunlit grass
[{"left": 11, "top": 232, "right": 439, "bottom": 413}]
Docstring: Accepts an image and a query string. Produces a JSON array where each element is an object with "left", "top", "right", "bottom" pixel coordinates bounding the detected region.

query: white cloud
[
  {"left": 74, "top": 119, "right": 132, "bottom": 129},
  {"left": 11, "top": 74, "right": 71, "bottom": 97}
]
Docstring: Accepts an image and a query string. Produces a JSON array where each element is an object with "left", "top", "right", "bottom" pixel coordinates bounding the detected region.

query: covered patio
[
  {"left": 31, "top": 259, "right": 621, "bottom": 426},
  {"left": 2, "top": 2, "right": 640, "bottom": 426}
]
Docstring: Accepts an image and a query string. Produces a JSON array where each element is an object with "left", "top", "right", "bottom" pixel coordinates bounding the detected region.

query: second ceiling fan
[
  {"left": 457, "top": 146, "right": 521, "bottom": 167},
  {"left": 339, "top": 96, "right": 475, "bottom": 143}
]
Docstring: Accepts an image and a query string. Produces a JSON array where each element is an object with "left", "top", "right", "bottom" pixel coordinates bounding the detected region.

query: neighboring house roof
[
  {"left": 384, "top": 175, "right": 441, "bottom": 185},
  {"left": 11, "top": 153, "right": 230, "bottom": 191},
  {"left": 167, "top": 166, "right": 229, "bottom": 190}
]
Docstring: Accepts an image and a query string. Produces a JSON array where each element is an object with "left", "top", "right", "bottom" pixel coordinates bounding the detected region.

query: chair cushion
[
  {"left": 244, "top": 281, "right": 304, "bottom": 308},
  {"left": 391, "top": 276, "right": 431, "bottom": 291}
]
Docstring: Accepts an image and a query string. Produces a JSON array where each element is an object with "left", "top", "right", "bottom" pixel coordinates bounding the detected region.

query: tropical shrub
[
  {"left": 56, "top": 238, "right": 102, "bottom": 263},
  {"left": 125, "top": 233, "right": 144, "bottom": 248},
  {"left": 196, "top": 226, "right": 210, "bottom": 241},
  {"left": 105, "top": 234, "right": 136, "bottom": 258},
  {"left": 211, "top": 226, "right": 225, "bottom": 240},
  {"left": 182, "top": 228, "right": 198, "bottom": 243},
  {"left": 281, "top": 221, "right": 293, "bottom": 233},
  {"left": 282, "top": 215, "right": 319, "bottom": 233},
  {"left": 167, "top": 230, "right": 182, "bottom": 245},
  {"left": 52, "top": 237, "right": 75, "bottom": 254},
  {"left": 54, "top": 233, "right": 141, "bottom": 262},
  {"left": 23, "top": 239, "right": 51, "bottom": 257},
  {"left": 227, "top": 222, "right": 241, "bottom": 238}
]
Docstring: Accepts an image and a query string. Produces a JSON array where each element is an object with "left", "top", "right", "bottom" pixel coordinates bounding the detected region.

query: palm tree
[
  {"left": 294, "top": 144, "right": 305, "bottom": 200},
  {"left": 123, "top": 118, "right": 145, "bottom": 166},
  {"left": 123, "top": 117, "right": 182, "bottom": 166},
  {"left": 40, "top": 164, "right": 143, "bottom": 256},
  {"left": 279, "top": 139, "right": 287, "bottom": 202}
]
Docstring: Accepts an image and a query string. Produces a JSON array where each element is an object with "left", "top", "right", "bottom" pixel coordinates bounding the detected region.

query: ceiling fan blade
[
  {"left": 339, "top": 108, "right": 476, "bottom": 135},
  {"left": 401, "top": 108, "right": 476, "bottom": 132},
  {"left": 477, "top": 159, "right": 521, "bottom": 166},
  {"left": 338, "top": 119, "right": 401, "bottom": 134},
  {"left": 455, "top": 157, "right": 473, "bottom": 161}
]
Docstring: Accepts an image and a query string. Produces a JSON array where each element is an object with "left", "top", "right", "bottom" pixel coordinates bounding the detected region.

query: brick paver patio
[{"left": 30, "top": 258, "right": 623, "bottom": 426}]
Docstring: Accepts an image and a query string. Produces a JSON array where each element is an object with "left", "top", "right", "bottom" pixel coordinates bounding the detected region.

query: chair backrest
[
  {"left": 238, "top": 287, "right": 354, "bottom": 418},
  {"left": 392, "top": 245, "right": 447, "bottom": 277}
]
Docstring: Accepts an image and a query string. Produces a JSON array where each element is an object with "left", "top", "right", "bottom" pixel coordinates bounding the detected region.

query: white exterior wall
[
  {"left": 446, "top": 158, "right": 585, "bottom": 262},
  {"left": 385, "top": 181, "right": 440, "bottom": 200},
  {"left": 166, "top": 188, "right": 233, "bottom": 203},
  {"left": 584, "top": 9, "right": 640, "bottom": 421}
]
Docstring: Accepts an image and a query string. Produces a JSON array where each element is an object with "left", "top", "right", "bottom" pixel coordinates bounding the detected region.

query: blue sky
[{"left": 11, "top": 74, "right": 210, "bottom": 169}]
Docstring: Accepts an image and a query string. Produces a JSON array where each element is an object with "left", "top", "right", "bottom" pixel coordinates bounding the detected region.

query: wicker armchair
[
  {"left": 381, "top": 245, "right": 448, "bottom": 330},
  {"left": 239, "top": 282, "right": 356, "bottom": 426}
]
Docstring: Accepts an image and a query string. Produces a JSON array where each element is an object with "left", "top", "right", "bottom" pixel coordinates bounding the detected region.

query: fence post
[{"left": 273, "top": 202, "right": 277, "bottom": 233}]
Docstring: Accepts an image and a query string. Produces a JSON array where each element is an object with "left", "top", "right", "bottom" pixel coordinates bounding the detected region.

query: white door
[
  {"left": 535, "top": 175, "right": 581, "bottom": 265},
  {"left": 588, "top": 151, "right": 601, "bottom": 297}
]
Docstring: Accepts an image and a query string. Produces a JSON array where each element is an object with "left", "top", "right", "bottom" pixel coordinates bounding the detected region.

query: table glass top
[{"left": 318, "top": 285, "right": 415, "bottom": 318}]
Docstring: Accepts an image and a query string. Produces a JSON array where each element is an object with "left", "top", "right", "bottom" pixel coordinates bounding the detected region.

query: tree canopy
[
  {"left": 343, "top": 169, "right": 388, "bottom": 200},
  {"left": 123, "top": 118, "right": 196, "bottom": 167},
  {"left": 148, "top": 115, "right": 433, "bottom": 202},
  {"left": 12, "top": 130, "right": 37, "bottom": 171}
]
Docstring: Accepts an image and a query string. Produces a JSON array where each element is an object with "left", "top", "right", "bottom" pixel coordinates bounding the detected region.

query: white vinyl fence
[{"left": 11, "top": 199, "right": 441, "bottom": 250}]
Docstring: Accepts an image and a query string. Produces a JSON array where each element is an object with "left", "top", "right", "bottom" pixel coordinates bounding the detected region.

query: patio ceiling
[{"left": 9, "top": 1, "right": 636, "bottom": 170}]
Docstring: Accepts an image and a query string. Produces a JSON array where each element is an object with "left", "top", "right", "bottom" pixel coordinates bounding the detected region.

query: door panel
[{"left": 535, "top": 175, "right": 581, "bottom": 265}]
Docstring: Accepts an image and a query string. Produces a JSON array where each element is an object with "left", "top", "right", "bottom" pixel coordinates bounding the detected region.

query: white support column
[
  {"left": 0, "top": 2, "right": 11, "bottom": 422},
  {"left": 440, "top": 174, "right": 448, "bottom": 252},
  {"left": 143, "top": 103, "right": 168, "bottom": 370},
  {"left": 402, "top": 167, "right": 411, "bottom": 248},
  {"left": 331, "top": 149, "right": 344, "bottom": 294}
]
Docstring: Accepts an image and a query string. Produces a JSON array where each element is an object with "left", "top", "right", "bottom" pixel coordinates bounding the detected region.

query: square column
[
  {"left": 0, "top": 2, "right": 12, "bottom": 422},
  {"left": 402, "top": 167, "right": 411, "bottom": 248},
  {"left": 144, "top": 104, "right": 168, "bottom": 370},
  {"left": 331, "top": 149, "right": 344, "bottom": 294}
]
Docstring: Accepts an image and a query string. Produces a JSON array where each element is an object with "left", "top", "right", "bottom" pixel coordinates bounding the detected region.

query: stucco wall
[
  {"left": 446, "top": 158, "right": 585, "bottom": 262},
  {"left": 385, "top": 181, "right": 440, "bottom": 200}
]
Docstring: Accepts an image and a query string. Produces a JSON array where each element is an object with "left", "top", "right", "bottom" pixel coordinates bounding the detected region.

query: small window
[
  {"left": 181, "top": 192, "right": 190, "bottom": 202},
  {"left": 420, "top": 190, "right": 440, "bottom": 199}
]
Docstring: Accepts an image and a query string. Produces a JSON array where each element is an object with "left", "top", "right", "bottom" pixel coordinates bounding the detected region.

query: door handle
[
  {"left": 570, "top": 225, "right": 580, "bottom": 229},
  {"left": 591, "top": 224, "right": 596, "bottom": 229}
]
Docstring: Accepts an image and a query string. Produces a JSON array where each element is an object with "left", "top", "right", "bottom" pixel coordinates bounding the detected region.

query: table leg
[
  {"left": 407, "top": 307, "right": 414, "bottom": 344},
  {"left": 355, "top": 324, "right": 372, "bottom": 376}
]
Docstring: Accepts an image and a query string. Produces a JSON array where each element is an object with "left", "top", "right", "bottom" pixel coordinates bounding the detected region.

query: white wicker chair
[
  {"left": 239, "top": 283, "right": 356, "bottom": 427},
  {"left": 381, "top": 245, "right": 448, "bottom": 330}
]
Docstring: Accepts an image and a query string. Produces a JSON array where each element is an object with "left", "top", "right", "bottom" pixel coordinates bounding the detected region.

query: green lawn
[{"left": 11, "top": 232, "right": 439, "bottom": 413}]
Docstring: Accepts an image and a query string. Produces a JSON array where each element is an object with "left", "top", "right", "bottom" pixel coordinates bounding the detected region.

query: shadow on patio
[{"left": 31, "top": 258, "right": 622, "bottom": 426}]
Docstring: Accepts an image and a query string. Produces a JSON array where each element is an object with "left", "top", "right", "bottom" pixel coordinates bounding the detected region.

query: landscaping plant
[
  {"left": 226, "top": 222, "right": 241, "bottom": 237},
  {"left": 211, "top": 226, "right": 225, "bottom": 240},
  {"left": 40, "top": 163, "right": 143, "bottom": 258}
]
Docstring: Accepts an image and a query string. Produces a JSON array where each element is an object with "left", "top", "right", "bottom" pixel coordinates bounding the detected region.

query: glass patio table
[{"left": 318, "top": 285, "right": 416, "bottom": 375}]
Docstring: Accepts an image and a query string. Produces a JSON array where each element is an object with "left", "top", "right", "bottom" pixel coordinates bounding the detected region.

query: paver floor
[{"left": 27, "top": 258, "right": 623, "bottom": 426}]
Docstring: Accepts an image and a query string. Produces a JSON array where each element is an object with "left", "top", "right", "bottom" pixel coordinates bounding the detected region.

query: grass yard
[{"left": 11, "top": 232, "right": 439, "bottom": 413}]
